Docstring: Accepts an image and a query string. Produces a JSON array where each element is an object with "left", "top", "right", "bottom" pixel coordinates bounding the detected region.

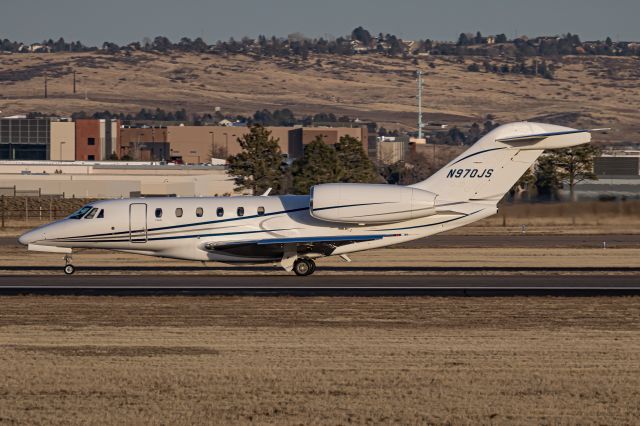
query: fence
[
  {"left": 0, "top": 195, "right": 88, "bottom": 228},
  {"left": 0, "top": 186, "right": 65, "bottom": 198}
]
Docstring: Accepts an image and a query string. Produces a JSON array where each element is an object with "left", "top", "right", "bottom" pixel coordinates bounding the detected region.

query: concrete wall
[
  {"left": 0, "top": 162, "right": 240, "bottom": 198},
  {"left": 0, "top": 170, "right": 238, "bottom": 198},
  {"left": 49, "top": 122, "right": 75, "bottom": 161}
]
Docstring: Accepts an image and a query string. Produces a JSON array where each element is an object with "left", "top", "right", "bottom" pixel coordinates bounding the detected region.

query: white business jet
[{"left": 19, "top": 122, "right": 601, "bottom": 276}]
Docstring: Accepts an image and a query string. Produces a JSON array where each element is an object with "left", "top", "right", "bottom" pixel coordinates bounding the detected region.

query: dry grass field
[
  {"left": 0, "top": 296, "right": 638, "bottom": 424},
  {"left": 1, "top": 52, "right": 638, "bottom": 141}
]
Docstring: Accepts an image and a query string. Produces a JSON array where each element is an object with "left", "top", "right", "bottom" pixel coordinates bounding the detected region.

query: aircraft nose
[{"left": 18, "top": 229, "right": 44, "bottom": 245}]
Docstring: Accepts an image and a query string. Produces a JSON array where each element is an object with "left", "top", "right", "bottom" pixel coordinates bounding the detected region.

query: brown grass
[
  {"left": 0, "top": 52, "right": 637, "bottom": 141},
  {"left": 0, "top": 296, "right": 638, "bottom": 424}
]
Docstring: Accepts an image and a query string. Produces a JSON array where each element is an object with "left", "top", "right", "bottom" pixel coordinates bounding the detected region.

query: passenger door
[{"left": 129, "top": 203, "right": 148, "bottom": 243}]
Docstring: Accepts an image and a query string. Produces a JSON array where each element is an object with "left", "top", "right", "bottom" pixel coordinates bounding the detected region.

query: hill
[{"left": 0, "top": 51, "right": 638, "bottom": 143}]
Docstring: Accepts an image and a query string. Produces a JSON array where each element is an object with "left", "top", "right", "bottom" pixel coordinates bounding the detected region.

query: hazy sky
[{"left": 2, "top": 0, "right": 639, "bottom": 45}]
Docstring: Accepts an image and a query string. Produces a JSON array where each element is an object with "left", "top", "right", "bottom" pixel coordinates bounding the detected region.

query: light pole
[
  {"left": 138, "top": 133, "right": 144, "bottom": 161},
  {"left": 59, "top": 141, "right": 66, "bottom": 161},
  {"left": 209, "top": 131, "right": 215, "bottom": 159},
  {"left": 223, "top": 133, "right": 234, "bottom": 158}
]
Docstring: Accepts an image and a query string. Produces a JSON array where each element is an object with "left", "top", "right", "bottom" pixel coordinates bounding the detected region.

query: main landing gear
[
  {"left": 63, "top": 254, "right": 75, "bottom": 275},
  {"left": 293, "top": 258, "right": 316, "bottom": 276}
]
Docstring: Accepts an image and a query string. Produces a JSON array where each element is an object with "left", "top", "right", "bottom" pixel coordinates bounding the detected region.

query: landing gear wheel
[
  {"left": 64, "top": 264, "right": 75, "bottom": 275},
  {"left": 293, "top": 258, "right": 315, "bottom": 276}
]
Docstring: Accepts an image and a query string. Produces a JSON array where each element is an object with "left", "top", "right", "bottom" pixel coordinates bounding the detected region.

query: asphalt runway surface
[
  {"left": 0, "top": 274, "right": 638, "bottom": 296},
  {"left": 2, "top": 234, "right": 640, "bottom": 249}
]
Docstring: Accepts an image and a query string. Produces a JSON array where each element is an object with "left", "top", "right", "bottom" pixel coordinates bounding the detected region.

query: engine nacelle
[{"left": 310, "top": 183, "right": 437, "bottom": 224}]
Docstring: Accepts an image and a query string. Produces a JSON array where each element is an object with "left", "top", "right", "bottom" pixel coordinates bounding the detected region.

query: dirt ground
[{"left": 0, "top": 296, "right": 638, "bottom": 424}]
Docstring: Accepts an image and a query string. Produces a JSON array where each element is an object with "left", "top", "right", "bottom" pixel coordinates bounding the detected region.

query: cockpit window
[
  {"left": 84, "top": 208, "right": 99, "bottom": 219},
  {"left": 69, "top": 205, "right": 93, "bottom": 219},
  {"left": 97, "top": 209, "right": 104, "bottom": 219}
]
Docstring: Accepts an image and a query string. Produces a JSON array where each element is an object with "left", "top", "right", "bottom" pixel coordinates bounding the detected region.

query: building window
[
  {"left": 196, "top": 207, "right": 203, "bottom": 217},
  {"left": 216, "top": 207, "right": 224, "bottom": 217},
  {"left": 175, "top": 208, "right": 183, "bottom": 217},
  {"left": 87, "top": 155, "right": 95, "bottom": 161},
  {"left": 257, "top": 206, "right": 265, "bottom": 216},
  {"left": 88, "top": 137, "right": 95, "bottom": 146},
  {"left": 237, "top": 207, "right": 244, "bottom": 217},
  {"left": 155, "top": 208, "right": 163, "bottom": 218}
]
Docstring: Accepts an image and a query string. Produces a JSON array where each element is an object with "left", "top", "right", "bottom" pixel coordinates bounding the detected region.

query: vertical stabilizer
[{"left": 410, "top": 122, "right": 592, "bottom": 203}]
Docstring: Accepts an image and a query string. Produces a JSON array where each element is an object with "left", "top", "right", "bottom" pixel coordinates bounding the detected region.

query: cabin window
[
  {"left": 216, "top": 207, "right": 224, "bottom": 217},
  {"left": 196, "top": 207, "right": 203, "bottom": 217},
  {"left": 257, "top": 206, "right": 265, "bottom": 216},
  {"left": 97, "top": 209, "right": 104, "bottom": 219},
  {"left": 84, "top": 208, "right": 98, "bottom": 219},
  {"left": 69, "top": 206, "right": 93, "bottom": 219},
  {"left": 175, "top": 208, "right": 183, "bottom": 217},
  {"left": 237, "top": 207, "right": 244, "bottom": 217},
  {"left": 155, "top": 208, "right": 163, "bottom": 218}
]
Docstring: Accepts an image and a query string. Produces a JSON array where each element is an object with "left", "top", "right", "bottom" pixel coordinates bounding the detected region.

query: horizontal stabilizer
[{"left": 497, "top": 128, "right": 609, "bottom": 143}]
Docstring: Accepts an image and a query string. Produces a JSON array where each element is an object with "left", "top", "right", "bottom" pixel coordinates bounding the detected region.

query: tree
[
  {"left": 534, "top": 154, "right": 561, "bottom": 200},
  {"left": 351, "top": 26, "right": 372, "bottom": 46},
  {"left": 509, "top": 168, "right": 536, "bottom": 201},
  {"left": 227, "top": 125, "right": 288, "bottom": 194},
  {"left": 457, "top": 33, "right": 471, "bottom": 46},
  {"left": 291, "top": 136, "right": 342, "bottom": 194},
  {"left": 335, "top": 135, "right": 380, "bottom": 183},
  {"left": 495, "top": 34, "right": 508, "bottom": 44},
  {"left": 467, "top": 63, "right": 480, "bottom": 72},
  {"left": 553, "top": 145, "right": 598, "bottom": 201}
]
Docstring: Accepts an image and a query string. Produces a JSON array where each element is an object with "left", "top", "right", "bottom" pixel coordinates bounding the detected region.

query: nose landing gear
[
  {"left": 63, "top": 255, "right": 75, "bottom": 275},
  {"left": 293, "top": 258, "right": 316, "bottom": 276}
]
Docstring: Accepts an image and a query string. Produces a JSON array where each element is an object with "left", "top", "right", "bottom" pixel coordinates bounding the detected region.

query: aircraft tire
[
  {"left": 293, "top": 258, "right": 315, "bottom": 276},
  {"left": 64, "top": 264, "right": 75, "bottom": 275}
]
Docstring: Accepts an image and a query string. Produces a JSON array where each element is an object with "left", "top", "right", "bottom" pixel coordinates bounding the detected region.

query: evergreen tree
[
  {"left": 534, "top": 154, "right": 561, "bottom": 200},
  {"left": 227, "top": 125, "right": 287, "bottom": 194},
  {"left": 335, "top": 135, "right": 379, "bottom": 183},
  {"left": 291, "top": 136, "right": 342, "bottom": 194}
]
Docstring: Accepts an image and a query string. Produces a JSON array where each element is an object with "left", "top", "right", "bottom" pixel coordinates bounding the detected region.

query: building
[
  {"left": 50, "top": 121, "right": 75, "bottom": 161},
  {"left": 287, "top": 127, "right": 368, "bottom": 159},
  {"left": 164, "top": 125, "right": 369, "bottom": 164},
  {"left": 1, "top": 119, "right": 369, "bottom": 163},
  {"left": 74, "top": 119, "right": 120, "bottom": 161},
  {"left": 594, "top": 152, "right": 640, "bottom": 176},
  {"left": 0, "top": 161, "right": 240, "bottom": 198},
  {"left": 376, "top": 136, "right": 409, "bottom": 165},
  {"left": 166, "top": 126, "right": 290, "bottom": 163},
  {"left": 572, "top": 151, "right": 640, "bottom": 200},
  {"left": 119, "top": 127, "right": 168, "bottom": 161},
  {"left": 0, "top": 117, "right": 50, "bottom": 160}
]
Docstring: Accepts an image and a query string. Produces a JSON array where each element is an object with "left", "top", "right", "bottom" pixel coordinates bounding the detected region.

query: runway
[
  {"left": 0, "top": 274, "right": 638, "bottom": 296},
  {"left": 2, "top": 233, "right": 640, "bottom": 248}
]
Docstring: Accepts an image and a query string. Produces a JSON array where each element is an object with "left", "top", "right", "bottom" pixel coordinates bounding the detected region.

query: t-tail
[{"left": 411, "top": 122, "right": 601, "bottom": 204}]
